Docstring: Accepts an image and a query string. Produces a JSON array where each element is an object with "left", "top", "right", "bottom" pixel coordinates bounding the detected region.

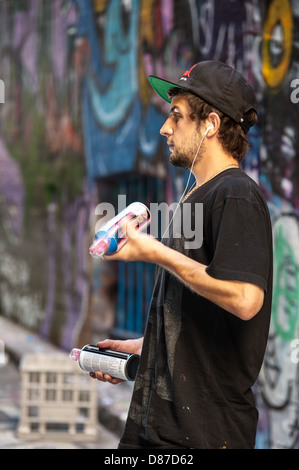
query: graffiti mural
[
  {"left": 0, "top": 0, "right": 299, "bottom": 448},
  {"left": 0, "top": 0, "right": 88, "bottom": 349}
]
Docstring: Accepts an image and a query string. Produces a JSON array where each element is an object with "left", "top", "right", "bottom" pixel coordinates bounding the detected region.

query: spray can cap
[{"left": 69, "top": 348, "right": 81, "bottom": 362}]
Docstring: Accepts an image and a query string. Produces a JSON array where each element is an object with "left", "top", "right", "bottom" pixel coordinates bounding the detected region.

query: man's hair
[{"left": 167, "top": 88, "right": 257, "bottom": 161}]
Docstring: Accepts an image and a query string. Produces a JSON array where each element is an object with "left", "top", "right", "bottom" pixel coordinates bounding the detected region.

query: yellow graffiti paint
[
  {"left": 93, "top": 0, "right": 109, "bottom": 14},
  {"left": 262, "top": 0, "right": 293, "bottom": 89},
  {"left": 139, "top": 0, "right": 156, "bottom": 107}
]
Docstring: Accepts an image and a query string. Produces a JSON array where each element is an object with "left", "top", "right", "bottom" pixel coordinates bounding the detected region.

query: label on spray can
[{"left": 70, "top": 344, "right": 140, "bottom": 381}]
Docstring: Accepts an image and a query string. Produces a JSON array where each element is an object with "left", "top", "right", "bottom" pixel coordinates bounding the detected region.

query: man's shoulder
[
  {"left": 198, "top": 169, "right": 269, "bottom": 216},
  {"left": 214, "top": 169, "right": 265, "bottom": 201}
]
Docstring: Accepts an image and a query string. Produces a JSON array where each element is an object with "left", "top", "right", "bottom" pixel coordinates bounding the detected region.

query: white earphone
[{"left": 206, "top": 124, "right": 214, "bottom": 132}]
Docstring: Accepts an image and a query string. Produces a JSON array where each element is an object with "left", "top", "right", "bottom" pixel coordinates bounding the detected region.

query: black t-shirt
[{"left": 118, "top": 168, "right": 273, "bottom": 449}]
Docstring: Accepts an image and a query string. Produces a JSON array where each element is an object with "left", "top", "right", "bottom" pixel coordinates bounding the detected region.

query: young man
[{"left": 92, "top": 61, "right": 273, "bottom": 449}]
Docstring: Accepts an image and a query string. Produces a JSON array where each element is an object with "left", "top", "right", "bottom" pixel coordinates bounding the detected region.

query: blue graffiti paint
[
  {"left": 86, "top": 0, "right": 139, "bottom": 129},
  {"left": 75, "top": 0, "right": 165, "bottom": 183}
]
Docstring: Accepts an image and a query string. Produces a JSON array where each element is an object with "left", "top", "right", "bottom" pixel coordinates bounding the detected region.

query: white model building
[{"left": 18, "top": 353, "right": 98, "bottom": 441}]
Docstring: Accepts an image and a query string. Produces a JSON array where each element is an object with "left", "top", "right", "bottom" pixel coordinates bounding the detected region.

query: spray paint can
[
  {"left": 70, "top": 344, "right": 140, "bottom": 381},
  {"left": 89, "top": 202, "right": 151, "bottom": 258}
]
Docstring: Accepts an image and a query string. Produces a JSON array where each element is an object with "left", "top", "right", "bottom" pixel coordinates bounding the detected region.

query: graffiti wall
[{"left": 0, "top": 0, "right": 299, "bottom": 448}]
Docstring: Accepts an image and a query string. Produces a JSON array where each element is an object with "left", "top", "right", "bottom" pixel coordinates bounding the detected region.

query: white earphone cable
[{"left": 162, "top": 126, "right": 211, "bottom": 240}]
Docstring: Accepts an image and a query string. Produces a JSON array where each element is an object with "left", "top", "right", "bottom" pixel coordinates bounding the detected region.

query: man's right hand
[{"left": 89, "top": 337, "right": 143, "bottom": 385}]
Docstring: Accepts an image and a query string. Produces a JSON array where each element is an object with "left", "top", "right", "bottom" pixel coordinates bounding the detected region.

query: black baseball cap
[{"left": 148, "top": 60, "right": 257, "bottom": 134}]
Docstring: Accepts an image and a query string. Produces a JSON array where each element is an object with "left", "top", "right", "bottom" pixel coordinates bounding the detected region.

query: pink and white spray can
[{"left": 89, "top": 202, "right": 151, "bottom": 258}]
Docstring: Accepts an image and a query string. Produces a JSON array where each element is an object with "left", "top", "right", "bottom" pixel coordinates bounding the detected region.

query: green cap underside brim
[{"left": 148, "top": 76, "right": 187, "bottom": 103}]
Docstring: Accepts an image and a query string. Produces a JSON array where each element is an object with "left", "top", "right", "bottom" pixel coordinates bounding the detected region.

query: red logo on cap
[{"left": 182, "top": 64, "right": 196, "bottom": 78}]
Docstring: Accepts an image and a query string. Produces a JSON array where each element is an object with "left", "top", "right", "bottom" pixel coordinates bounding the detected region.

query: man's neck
[{"left": 193, "top": 150, "right": 238, "bottom": 186}]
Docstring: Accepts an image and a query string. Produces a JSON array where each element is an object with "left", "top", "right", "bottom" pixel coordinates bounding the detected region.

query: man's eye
[{"left": 172, "top": 113, "right": 180, "bottom": 122}]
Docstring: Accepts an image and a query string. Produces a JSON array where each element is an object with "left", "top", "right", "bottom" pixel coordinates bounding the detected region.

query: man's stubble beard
[
  {"left": 169, "top": 151, "right": 191, "bottom": 169},
  {"left": 169, "top": 135, "right": 206, "bottom": 170}
]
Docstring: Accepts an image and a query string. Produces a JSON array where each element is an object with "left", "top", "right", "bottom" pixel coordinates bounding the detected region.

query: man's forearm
[
  {"left": 149, "top": 241, "right": 264, "bottom": 320},
  {"left": 104, "top": 225, "right": 264, "bottom": 321}
]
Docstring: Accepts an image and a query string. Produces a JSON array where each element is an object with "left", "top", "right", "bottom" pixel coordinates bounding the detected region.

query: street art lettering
[
  {"left": 272, "top": 220, "right": 299, "bottom": 342},
  {"left": 257, "top": 213, "right": 299, "bottom": 448}
]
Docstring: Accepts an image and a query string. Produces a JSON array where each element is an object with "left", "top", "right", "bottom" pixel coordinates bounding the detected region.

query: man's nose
[{"left": 160, "top": 118, "right": 173, "bottom": 137}]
